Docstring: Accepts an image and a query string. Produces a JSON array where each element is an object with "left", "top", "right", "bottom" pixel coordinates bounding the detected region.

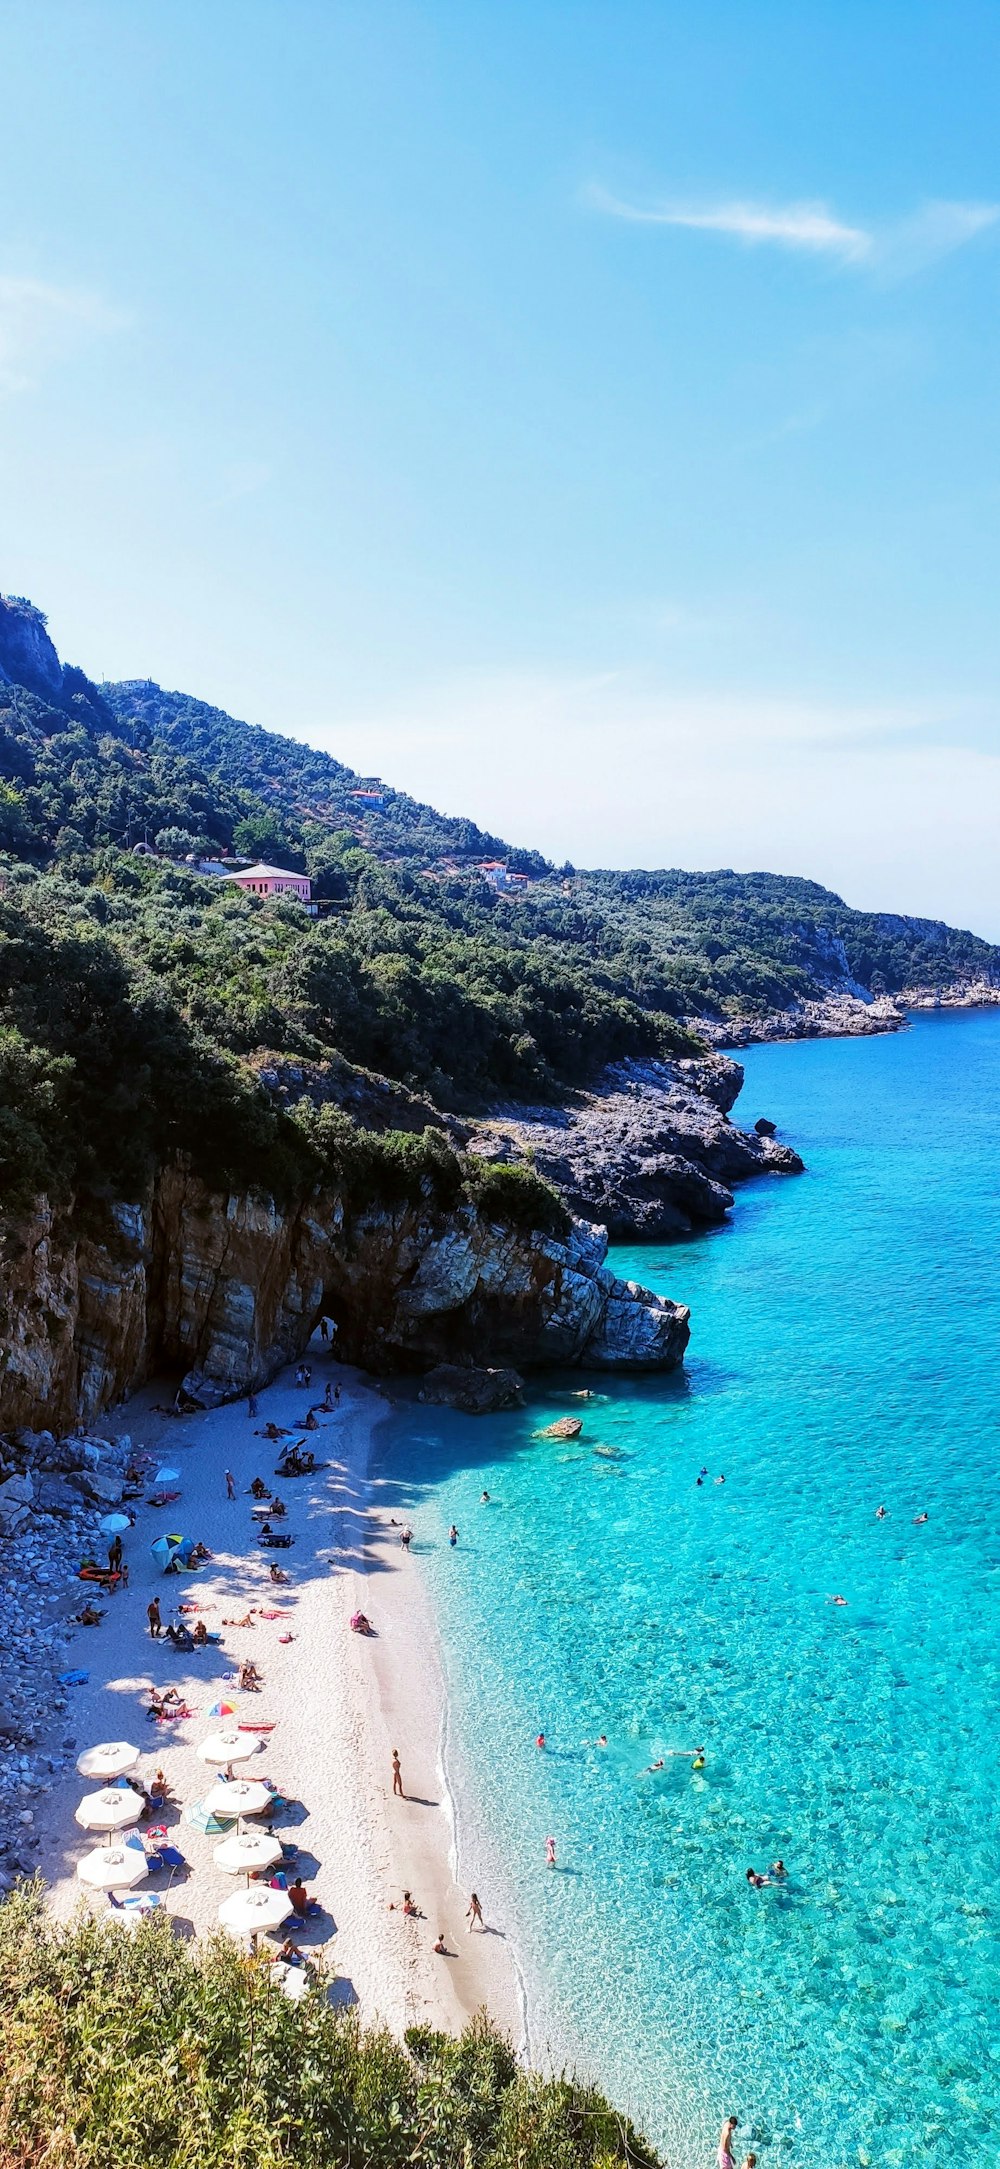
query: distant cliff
[{"left": 0, "top": 1170, "right": 690, "bottom": 1432}]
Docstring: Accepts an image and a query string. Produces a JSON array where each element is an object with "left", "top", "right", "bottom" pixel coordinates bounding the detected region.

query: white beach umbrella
[
  {"left": 197, "top": 1730, "right": 260, "bottom": 1769},
  {"left": 99, "top": 1513, "right": 132, "bottom": 1536},
  {"left": 75, "top": 1786, "right": 143, "bottom": 1832},
  {"left": 202, "top": 1777, "right": 273, "bottom": 1819},
  {"left": 153, "top": 1467, "right": 181, "bottom": 1484},
  {"left": 77, "top": 1840, "right": 149, "bottom": 1891},
  {"left": 76, "top": 1741, "right": 141, "bottom": 1781},
  {"left": 218, "top": 1885, "right": 292, "bottom": 1937},
  {"left": 213, "top": 1826, "right": 283, "bottom": 1878}
]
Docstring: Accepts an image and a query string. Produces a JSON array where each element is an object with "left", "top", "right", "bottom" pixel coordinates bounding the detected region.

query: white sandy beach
[{"left": 36, "top": 1338, "right": 522, "bottom": 2042}]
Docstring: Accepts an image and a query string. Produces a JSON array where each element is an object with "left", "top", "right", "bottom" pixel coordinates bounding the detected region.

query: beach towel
[{"left": 58, "top": 1669, "right": 89, "bottom": 1686}]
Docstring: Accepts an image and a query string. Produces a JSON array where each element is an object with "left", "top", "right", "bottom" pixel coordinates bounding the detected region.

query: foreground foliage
[{"left": 0, "top": 1889, "right": 658, "bottom": 2169}]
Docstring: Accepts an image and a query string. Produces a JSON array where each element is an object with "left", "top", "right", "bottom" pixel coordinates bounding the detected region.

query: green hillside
[{"left": 1, "top": 589, "right": 998, "bottom": 1208}]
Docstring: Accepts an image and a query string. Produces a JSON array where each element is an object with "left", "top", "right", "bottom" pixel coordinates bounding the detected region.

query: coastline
[
  {"left": 699, "top": 983, "right": 1000, "bottom": 1052},
  {"left": 34, "top": 1343, "right": 522, "bottom": 2044}
]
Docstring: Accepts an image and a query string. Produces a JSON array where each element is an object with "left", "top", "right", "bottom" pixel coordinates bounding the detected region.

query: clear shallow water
[{"left": 379, "top": 1011, "right": 1000, "bottom": 2169}]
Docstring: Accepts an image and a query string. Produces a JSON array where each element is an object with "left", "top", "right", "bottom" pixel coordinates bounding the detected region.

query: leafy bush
[
  {"left": 464, "top": 1158, "right": 570, "bottom": 1238},
  {"left": 0, "top": 1887, "right": 660, "bottom": 2169}
]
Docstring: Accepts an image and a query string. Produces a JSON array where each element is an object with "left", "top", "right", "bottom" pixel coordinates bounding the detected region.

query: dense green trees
[{"left": 0, "top": 1887, "right": 656, "bottom": 2169}]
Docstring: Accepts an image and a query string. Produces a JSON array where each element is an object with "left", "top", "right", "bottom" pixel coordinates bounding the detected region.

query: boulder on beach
[
  {"left": 417, "top": 1363, "right": 526, "bottom": 1413},
  {"left": 533, "top": 1416, "right": 583, "bottom": 1440}
]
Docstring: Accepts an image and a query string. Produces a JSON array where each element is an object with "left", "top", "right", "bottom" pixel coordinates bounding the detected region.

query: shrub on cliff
[
  {"left": 463, "top": 1157, "right": 570, "bottom": 1239},
  {"left": 0, "top": 1888, "right": 659, "bottom": 2169}
]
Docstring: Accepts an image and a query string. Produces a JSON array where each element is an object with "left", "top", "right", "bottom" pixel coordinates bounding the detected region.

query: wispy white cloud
[
  {"left": 0, "top": 276, "right": 125, "bottom": 393},
  {"left": 587, "top": 185, "right": 1000, "bottom": 276},
  {"left": 588, "top": 185, "right": 871, "bottom": 261}
]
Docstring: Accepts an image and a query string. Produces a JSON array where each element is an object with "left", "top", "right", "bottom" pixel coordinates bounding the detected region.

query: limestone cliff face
[{"left": 0, "top": 1169, "right": 690, "bottom": 1431}]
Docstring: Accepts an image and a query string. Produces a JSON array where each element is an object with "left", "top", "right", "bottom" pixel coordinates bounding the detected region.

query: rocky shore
[
  {"left": 0, "top": 1424, "right": 132, "bottom": 1886},
  {"left": 472, "top": 1053, "right": 803, "bottom": 1239}
]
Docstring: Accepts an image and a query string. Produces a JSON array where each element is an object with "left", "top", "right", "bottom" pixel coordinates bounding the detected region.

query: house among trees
[
  {"left": 347, "top": 785, "right": 386, "bottom": 809},
  {"left": 223, "top": 862, "right": 317, "bottom": 914},
  {"left": 476, "top": 860, "right": 531, "bottom": 894}
]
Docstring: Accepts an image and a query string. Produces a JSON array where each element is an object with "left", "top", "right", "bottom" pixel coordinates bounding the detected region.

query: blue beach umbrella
[
  {"left": 173, "top": 1536, "right": 196, "bottom": 1564},
  {"left": 185, "top": 1799, "right": 229, "bottom": 1834},
  {"left": 149, "top": 1535, "right": 181, "bottom": 1570},
  {"left": 99, "top": 1513, "right": 131, "bottom": 1536}
]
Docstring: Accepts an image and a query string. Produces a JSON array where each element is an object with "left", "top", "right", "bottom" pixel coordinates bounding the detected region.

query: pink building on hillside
[{"left": 223, "top": 862, "right": 316, "bottom": 912}]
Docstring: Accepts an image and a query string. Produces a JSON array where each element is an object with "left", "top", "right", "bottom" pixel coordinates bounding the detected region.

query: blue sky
[{"left": 2, "top": 3, "right": 1000, "bottom": 929}]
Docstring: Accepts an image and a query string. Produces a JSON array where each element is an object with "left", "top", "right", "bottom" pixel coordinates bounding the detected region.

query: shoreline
[
  {"left": 33, "top": 1341, "right": 522, "bottom": 2043},
  {"left": 702, "top": 985, "right": 1000, "bottom": 1053}
]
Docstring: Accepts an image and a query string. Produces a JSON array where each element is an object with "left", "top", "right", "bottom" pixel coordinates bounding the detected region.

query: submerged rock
[
  {"left": 417, "top": 1364, "right": 526, "bottom": 1413},
  {"left": 534, "top": 1416, "right": 583, "bottom": 1440}
]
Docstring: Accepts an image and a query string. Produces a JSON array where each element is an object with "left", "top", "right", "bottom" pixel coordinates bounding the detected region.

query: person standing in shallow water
[
  {"left": 449, "top": 1524, "right": 459, "bottom": 1547},
  {"left": 718, "top": 2116, "right": 739, "bottom": 2169}
]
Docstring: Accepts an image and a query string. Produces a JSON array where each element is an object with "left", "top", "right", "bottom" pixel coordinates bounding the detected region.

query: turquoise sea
[{"left": 379, "top": 1010, "right": 1000, "bottom": 2169}]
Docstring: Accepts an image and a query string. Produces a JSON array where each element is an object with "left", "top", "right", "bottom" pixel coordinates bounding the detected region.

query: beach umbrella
[
  {"left": 75, "top": 1786, "right": 143, "bottom": 1832},
  {"left": 185, "top": 1799, "right": 231, "bottom": 1834},
  {"left": 76, "top": 1741, "right": 140, "bottom": 1781},
  {"left": 213, "top": 1826, "right": 283, "bottom": 1880},
  {"left": 77, "top": 1839, "right": 148, "bottom": 1891},
  {"left": 202, "top": 1777, "right": 273, "bottom": 1819},
  {"left": 150, "top": 1535, "right": 181, "bottom": 1570},
  {"left": 209, "top": 1699, "right": 238, "bottom": 1720},
  {"left": 153, "top": 1467, "right": 181, "bottom": 1485},
  {"left": 218, "top": 1885, "right": 292, "bottom": 1937},
  {"left": 197, "top": 1730, "right": 260, "bottom": 1768},
  {"left": 99, "top": 1513, "right": 132, "bottom": 1537}
]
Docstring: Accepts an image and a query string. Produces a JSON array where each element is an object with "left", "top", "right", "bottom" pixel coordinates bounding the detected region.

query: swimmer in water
[
  {"left": 715, "top": 1475, "right": 726, "bottom": 1485},
  {"left": 769, "top": 1860, "right": 786, "bottom": 1878},
  {"left": 875, "top": 1504, "right": 888, "bottom": 1519},
  {"left": 914, "top": 1511, "right": 928, "bottom": 1523},
  {"left": 536, "top": 1733, "right": 546, "bottom": 1750},
  {"left": 692, "top": 1748, "right": 706, "bottom": 1770},
  {"left": 647, "top": 1759, "right": 664, "bottom": 1771},
  {"left": 481, "top": 1490, "right": 490, "bottom": 1503},
  {"left": 828, "top": 1594, "right": 848, "bottom": 1605},
  {"left": 545, "top": 1835, "right": 556, "bottom": 1868}
]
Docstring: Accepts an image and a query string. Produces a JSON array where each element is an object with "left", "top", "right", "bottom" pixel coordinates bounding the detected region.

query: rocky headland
[
  {"left": 0, "top": 1166, "right": 690, "bottom": 1438},
  {"left": 470, "top": 1053, "right": 803, "bottom": 1239}
]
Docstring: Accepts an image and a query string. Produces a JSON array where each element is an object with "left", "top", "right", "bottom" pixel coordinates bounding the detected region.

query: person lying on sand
[
  {"left": 257, "top": 1423, "right": 290, "bottom": 1441},
  {"left": 147, "top": 1687, "right": 183, "bottom": 1718},
  {"left": 223, "top": 1613, "right": 254, "bottom": 1628}
]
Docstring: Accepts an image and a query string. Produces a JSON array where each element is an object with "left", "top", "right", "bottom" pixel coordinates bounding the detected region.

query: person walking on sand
[
  {"left": 248, "top": 1392, "right": 258, "bottom": 1418},
  {"left": 147, "top": 1597, "right": 162, "bottom": 1638},
  {"left": 392, "top": 1748, "right": 404, "bottom": 1797},
  {"left": 466, "top": 1891, "right": 484, "bottom": 1932},
  {"left": 225, "top": 1469, "right": 236, "bottom": 1500},
  {"left": 545, "top": 1835, "right": 556, "bottom": 1868},
  {"left": 108, "top": 1535, "right": 123, "bottom": 1573}
]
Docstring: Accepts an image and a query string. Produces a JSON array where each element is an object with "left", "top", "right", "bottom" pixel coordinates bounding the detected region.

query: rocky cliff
[
  {"left": 0, "top": 1169, "right": 690, "bottom": 1432},
  {"left": 471, "top": 1054, "right": 803, "bottom": 1239}
]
